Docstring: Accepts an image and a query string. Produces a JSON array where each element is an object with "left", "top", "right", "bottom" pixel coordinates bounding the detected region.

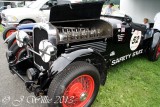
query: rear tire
[
  {"left": 148, "top": 38, "right": 160, "bottom": 61},
  {"left": 48, "top": 61, "right": 100, "bottom": 107},
  {"left": 2, "top": 27, "right": 17, "bottom": 40}
]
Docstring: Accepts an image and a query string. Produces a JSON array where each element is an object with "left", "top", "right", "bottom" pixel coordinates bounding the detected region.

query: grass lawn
[{"left": 92, "top": 56, "right": 160, "bottom": 107}]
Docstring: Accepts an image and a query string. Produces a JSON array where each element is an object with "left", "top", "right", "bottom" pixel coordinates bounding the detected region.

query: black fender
[
  {"left": 6, "top": 43, "right": 20, "bottom": 63},
  {"left": 7, "top": 33, "right": 17, "bottom": 49},
  {"left": 50, "top": 48, "right": 107, "bottom": 85}
]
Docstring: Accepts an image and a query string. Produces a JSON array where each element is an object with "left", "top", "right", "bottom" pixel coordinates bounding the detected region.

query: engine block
[{"left": 58, "top": 27, "right": 103, "bottom": 42}]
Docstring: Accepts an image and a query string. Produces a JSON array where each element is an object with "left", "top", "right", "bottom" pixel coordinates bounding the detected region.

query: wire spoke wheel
[
  {"left": 148, "top": 33, "right": 160, "bottom": 61},
  {"left": 16, "top": 48, "right": 27, "bottom": 62},
  {"left": 63, "top": 75, "right": 94, "bottom": 107},
  {"left": 48, "top": 61, "right": 100, "bottom": 107},
  {"left": 156, "top": 43, "right": 160, "bottom": 58}
]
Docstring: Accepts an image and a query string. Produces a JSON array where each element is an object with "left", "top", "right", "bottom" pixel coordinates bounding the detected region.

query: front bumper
[{"left": 2, "top": 20, "right": 19, "bottom": 28}]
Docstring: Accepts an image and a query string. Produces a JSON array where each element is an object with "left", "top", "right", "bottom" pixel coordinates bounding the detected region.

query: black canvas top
[{"left": 49, "top": 1, "right": 104, "bottom": 22}]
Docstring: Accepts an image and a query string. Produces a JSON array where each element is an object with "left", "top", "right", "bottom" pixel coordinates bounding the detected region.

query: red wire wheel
[
  {"left": 148, "top": 33, "right": 160, "bottom": 61},
  {"left": 6, "top": 30, "right": 17, "bottom": 38},
  {"left": 62, "top": 75, "right": 95, "bottom": 107},
  {"left": 156, "top": 43, "right": 160, "bottom": 59},
  {"left": 15, "top": 48, "right": 24, "bottom": 62},
  {"left": 48, "top": 61, "right": 100, "bottom": 107}
]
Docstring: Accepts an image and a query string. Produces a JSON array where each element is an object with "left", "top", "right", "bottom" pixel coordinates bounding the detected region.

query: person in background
[
  {"left": 143, "top": 18, "right": 149, "bottom": 29},
  {"left": 153, "top": 12, "right": 160, "bottom": 31},
  {"left": 7, "top": 5, "right": 11, "bottom": 9},
  {"left": 105, "top": 3, "right": 114, "bottom": 15}
]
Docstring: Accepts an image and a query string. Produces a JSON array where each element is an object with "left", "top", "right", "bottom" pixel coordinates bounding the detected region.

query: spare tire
[{"left": 3, "top": 26, "right": 17, "bottom": 40}]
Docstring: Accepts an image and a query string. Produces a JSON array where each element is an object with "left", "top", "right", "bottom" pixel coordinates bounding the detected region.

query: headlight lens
[
  {"left": 39, "top": 40, "right": 56, "bottom": 63},
  {"left": 6, "top": 15, "right": 18, "bottom": 22}
]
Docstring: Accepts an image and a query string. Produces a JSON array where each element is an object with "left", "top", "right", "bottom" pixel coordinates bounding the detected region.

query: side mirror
[{"left": 16, "top": 30, "right": 30, "bottom": 47}]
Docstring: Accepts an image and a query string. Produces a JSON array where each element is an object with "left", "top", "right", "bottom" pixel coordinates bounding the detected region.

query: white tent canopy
[{"left": 120, "top": 0, "right": 160, "bottom": 23}]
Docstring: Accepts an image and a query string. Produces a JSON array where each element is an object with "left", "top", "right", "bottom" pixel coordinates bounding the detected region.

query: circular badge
[{"left": 130, "top": 30, "right": 142, "bottom": 51}]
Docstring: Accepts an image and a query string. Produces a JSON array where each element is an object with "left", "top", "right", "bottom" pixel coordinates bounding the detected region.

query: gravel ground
[{"left": 0, "top": 33, "right": 48, "bottom": 107}]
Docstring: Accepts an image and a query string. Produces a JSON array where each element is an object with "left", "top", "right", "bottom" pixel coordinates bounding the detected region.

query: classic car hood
[
  {"left": 50, "top": 1, "right": 104, "bottom": 22},
  {"left": 2, "top": 8, "right": 33, "bottom": 16}
]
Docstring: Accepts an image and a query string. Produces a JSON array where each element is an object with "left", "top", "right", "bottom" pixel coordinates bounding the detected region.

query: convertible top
[{"left": 49, "top": 1, "right": 104, "bottom": 23}]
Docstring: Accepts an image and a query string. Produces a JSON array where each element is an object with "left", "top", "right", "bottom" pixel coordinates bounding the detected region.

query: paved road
[{"left": 0, "top": 33, "right": 48, "bottom": 107}]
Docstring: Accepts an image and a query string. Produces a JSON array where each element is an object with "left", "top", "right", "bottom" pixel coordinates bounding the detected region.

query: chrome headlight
[
  {"left": 16, "top": 30, "right": 30, "bottom": 47},
  {"left": 6, "top": 15, "right": 18, "bottom": 22},
  {"left": 39, "top": 40, "right": 56, "bottom": 63}
]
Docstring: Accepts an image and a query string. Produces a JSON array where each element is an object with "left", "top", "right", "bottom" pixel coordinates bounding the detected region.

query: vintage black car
[{"left": 5, "top": 1, "right": 160, "bottom": 107}]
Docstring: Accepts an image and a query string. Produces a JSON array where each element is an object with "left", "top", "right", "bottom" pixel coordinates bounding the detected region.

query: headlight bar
[
  {"left": 39, "top": 45, "right": 57, "bottom": 57},
  {"left": 38, "top": 40, "right": 57, "bottom": 63},
  {"left": 16, "top": 30, "right": 30, "bottom": 47}
]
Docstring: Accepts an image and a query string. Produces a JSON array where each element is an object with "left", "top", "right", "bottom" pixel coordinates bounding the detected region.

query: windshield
[
  {"left": 56, "top": 0, "right": 106, "bottom": 4},
  {"left": 0, "top": 6, "right": 6, "bottom": 11},
  {"left": 27, "top": 0, "right": 106, "bottom": 8},
  {"left": 68, "top": 0, "right": 105, "bottom": 3},
  {"left": 111, "top": 10, "right": 125, "bottom": 17},
  {"left": 27, "top": 0, "right": 44, "bottom": 9}
]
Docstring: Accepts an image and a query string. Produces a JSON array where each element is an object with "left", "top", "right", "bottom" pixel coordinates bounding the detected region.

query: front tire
[
  {"left": 8, "top": 43, "right": 27, "bottom": 62},
  {"left": 48, "top": 61, "right": 100, "bottom": 107}
]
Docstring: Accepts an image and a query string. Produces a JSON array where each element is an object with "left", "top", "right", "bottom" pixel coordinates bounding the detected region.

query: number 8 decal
[{"left": 130, "top": 30, "right": 142, "bottom": 51}]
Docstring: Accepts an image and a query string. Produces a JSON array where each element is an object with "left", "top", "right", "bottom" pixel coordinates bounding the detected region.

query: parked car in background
[
  {"left": 0, "top": 1, "right": 33, "bottom": 23},
  {"left": 0, "top": 6, "right": 7, "bottom": 12},
  {"left": 1, "top": 0, "right": 78, "bottom": 40},
  {"left": 0, "top": 6, "right": 7, "bottom": 20},
  {"left": 1, "top": 0, "right": 73, "bottom": 27}
]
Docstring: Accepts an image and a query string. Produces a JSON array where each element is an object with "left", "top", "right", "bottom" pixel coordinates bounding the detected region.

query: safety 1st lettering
[{"left": 111, "top": 49, "right": 143, "bottom": 65}]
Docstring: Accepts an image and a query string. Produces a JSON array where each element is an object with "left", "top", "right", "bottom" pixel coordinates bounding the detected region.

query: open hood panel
[{"left": 49, "top": 1, "right": 104, "bottom": 23}]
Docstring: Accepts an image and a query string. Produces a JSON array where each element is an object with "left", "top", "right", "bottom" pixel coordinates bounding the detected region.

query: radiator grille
[{"left": 33, "top": 28, "right": 49, "bottom": 70}]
